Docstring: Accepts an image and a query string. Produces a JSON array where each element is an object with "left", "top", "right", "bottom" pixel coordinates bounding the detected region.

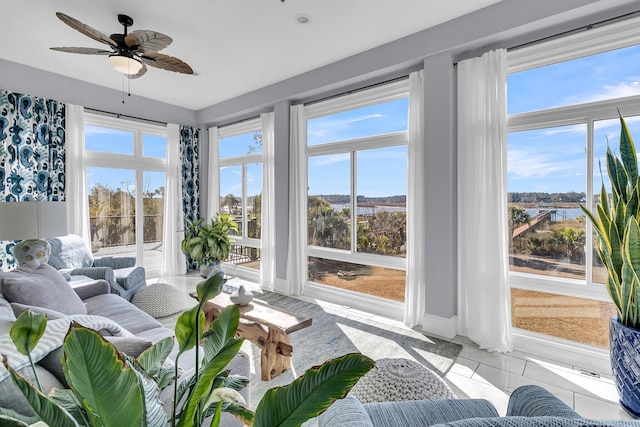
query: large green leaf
[
  {"left": 9, "top": 311, "right": 46, "bottom": 356},
  {"left": 137, "top": 337, "right": 174, "bottom": 376},
  {"left": 176, "top": 339, "right": 243, "bottom": 427},
  {"left": 2, "top": 357, "right": 78, "bottom": 427},
  {"left": 253, "top": 353, "right": 374, "bottom": 427},
  {"left": 175, "top": 306, "right": 205, "bottom": 355},
  {"left": 49, "top": 389, "right": 90, "bottom": 426},
  {"left": 0, "top": 407, "right": 38, "bottom": 426},
  {"left": 620, "top": 115, "right": 638, "bottom": 187},
  {"left": 202, "top": 305, "right": 240, "bottom": 364},
  {"left": 196, "top": 271, "right": 225, "bottom": 310},
  {"left": 131, "top": 364, "right": 167, "bottom": 427},
  {"left": 62, "top": 325, "right": 144, "bottom": 427},
  {"left": 623, "top": 218, "right": 640, "bottom": 328}
]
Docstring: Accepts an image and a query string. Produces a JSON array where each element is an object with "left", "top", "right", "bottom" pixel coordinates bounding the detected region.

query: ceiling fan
[{"left": 50, "top": 12, "right": 193, "bottom": 79}]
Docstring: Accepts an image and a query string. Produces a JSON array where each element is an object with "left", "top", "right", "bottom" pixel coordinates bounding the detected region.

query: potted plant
[
  {"left": 0, "top": 270, "right": 374, "bottom": 426},
  {"left": 182, "top": 214, "right": 239, "bottom": 277},
  {"left": 581, "top": 114, "right": 640, "bottom": 418}
]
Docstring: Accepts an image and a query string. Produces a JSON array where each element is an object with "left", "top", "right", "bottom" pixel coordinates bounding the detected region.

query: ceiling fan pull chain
[{"left": 122, "top": 75, "right": 125, "bottom": 104}]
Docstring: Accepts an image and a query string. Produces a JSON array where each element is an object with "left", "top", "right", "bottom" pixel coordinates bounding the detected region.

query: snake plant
[{"left": 581, "top": 115, "right": 640, "bottom": 329}]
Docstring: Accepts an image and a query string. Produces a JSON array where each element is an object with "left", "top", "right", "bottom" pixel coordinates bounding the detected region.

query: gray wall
[
  {"left": 2, "top": 0, "right": 638, "bottom": 321},
  {"left": 0, "top": 59, "right": 196, "bottom": 126}
]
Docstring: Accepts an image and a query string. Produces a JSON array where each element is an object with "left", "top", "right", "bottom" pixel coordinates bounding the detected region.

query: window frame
[
  {"left": 216, "top": 118, "right": 263, "bottom": 276},
  {"left": 303, "top": 79, "right": 410, "bottom": 297},
  {"left": 506, "top": 16, "right": 640, "bottom": 303},
  {"left": 83, "top": 113, "right": 167, "bottom": 276}
]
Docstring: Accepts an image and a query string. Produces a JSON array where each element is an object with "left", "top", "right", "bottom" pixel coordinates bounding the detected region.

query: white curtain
[
  {"left": 207, "top": 127, "right": 220, "bottom": 221},
  {"left": 457, "top": 49, "right": 512, "bottom": 352},
  {"left": 281, "top": 104, "right": 306, "bottom": 295},
  {"left": 160, "top": 123, "right": 186, "bottom": 277},
  {"left": 404, "top": 70, "right": 427, "bottom": 327},
  {"left": 260, "top": 112, "right": 276, "bottom": 290},
  {"left": 65, "top": 104, "right": 90, "bottom": 245}
]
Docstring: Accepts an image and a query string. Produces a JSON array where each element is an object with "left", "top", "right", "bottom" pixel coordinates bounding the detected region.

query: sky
[
  {"left": 507, "top": 43, "right": 640, "bottom": 194},
  {"left": 85, "top": 126, "right": 166, "bottom": 195}
]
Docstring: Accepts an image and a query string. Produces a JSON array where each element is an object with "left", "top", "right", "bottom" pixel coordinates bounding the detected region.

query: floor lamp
[{"left": 0, "top": 201, "right": 68, "bottom": 265}]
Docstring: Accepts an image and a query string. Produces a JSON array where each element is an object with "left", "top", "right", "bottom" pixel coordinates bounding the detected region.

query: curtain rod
[
  {"left": 84, "top": 107, "right": 167, "bottom": 127},
  {"left": 509, "top": 9, "right": 640, "bottom": 52},
  {"left": 303, "top": 75, "right": 410, "bottom": 107}
]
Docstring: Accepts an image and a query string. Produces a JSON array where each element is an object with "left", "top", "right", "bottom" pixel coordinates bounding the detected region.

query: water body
[
  {"left": 526, "top": 208, "right": 584, "bottom": 220},
  {"left": 330, "top": 204, "right": 406, "bottom": 215}
]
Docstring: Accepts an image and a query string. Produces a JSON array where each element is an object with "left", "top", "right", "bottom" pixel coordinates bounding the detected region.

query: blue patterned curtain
[
  {"left": 0, "top": 90, "right": 65, "bottom": 270},
  {"left": 179, "top": 125, "right": 200, "bottom": 270}
]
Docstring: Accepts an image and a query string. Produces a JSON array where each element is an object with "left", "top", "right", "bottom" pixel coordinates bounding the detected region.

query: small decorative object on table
[{"left": 229, "top": 285, "right": 253, "bottom": 306}]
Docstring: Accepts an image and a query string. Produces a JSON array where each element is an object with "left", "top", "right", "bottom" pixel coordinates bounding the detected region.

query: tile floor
[{"left": 153, "top": 273, "right": 635, "bottom": 421}]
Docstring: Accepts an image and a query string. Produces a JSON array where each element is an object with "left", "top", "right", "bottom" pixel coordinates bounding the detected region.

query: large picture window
[
  {"left": 84, "top": 113, "right": 167, "bottom": 278},
  {"left": 304, "top": 81, "right": 409, "bottom": 303},
  {"left": 506, "top": 21, "right": 640, "bottom": 348},
  {"left": 216, "top": 118, "right": 263, "bottom": 275}
]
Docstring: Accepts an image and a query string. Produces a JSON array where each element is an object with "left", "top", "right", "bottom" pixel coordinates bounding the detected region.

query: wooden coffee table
[{"left": 191, "top": 291, "right": 312, "bottom": 381}]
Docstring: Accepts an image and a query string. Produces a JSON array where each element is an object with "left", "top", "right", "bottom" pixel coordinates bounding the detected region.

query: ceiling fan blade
[
  {"left": 50, "top": 47, "right": 113, "bottom": 55},
  {"left": 56, "top": 12, "right": 117, "bottom": 48},
  {"left": 140, "top": 52, "right": 193, "bottom": 74},
  {"left": 127, "top": 63, "right": 148, "bottom": 79},
  {"left": 125, "top": 30, "right": 172, "bottom": 52}
]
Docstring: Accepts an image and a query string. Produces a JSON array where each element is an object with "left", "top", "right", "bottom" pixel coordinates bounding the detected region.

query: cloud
[
  {"left": 508, "top": 149, "right": 582, "bottom": 180},
  {"left": 577, "top": 81, "right": 640, "bottom": 104},
  {"left": 308, "top": 114, "right": 384, "bottom": 139},
  {"left": 308, "top": 153, "right": 350, "bottom": 167}
]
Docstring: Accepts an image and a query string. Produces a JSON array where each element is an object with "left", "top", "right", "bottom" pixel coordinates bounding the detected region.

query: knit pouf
[
  {"left": 350, "top": 358, "right": 456, "bottom": 403},
  {"left": 131, "top": 283, "right": 195, "bottom": 318}
]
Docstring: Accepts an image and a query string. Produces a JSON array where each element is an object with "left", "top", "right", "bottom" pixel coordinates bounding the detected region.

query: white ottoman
[
  {"left": 350, "top": 358, "right": 456, "bottom": 403},
  {"left": 131, "top": 283, "right": 195, "bottom": 318}
]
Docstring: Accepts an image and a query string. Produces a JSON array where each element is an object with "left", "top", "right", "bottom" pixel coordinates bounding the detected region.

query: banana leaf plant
[
  {"left": 0, "top": 270, "right": 374, "bottom": 426},
  {"left": 581, "top": 114, "right": 640, "bottom": 330}
]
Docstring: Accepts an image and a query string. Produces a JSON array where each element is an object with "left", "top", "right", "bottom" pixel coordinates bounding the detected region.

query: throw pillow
[
  {"left": 0, "top": 260, "right": 87, "bottom": 315},
  {"left": 104, "top": 336, "right": 153, "bottom": 358},
  {"left": 11, "top": 303, "right": 68, "bottom": 320}
]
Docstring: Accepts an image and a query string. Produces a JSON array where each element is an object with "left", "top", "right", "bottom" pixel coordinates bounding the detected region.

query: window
[
  {"left": 304, "top": 81, "right": 409, "bottom": 303},
  {"left": 84, "top": 113, "right": 167, "bottom": 278},
  {"left": 506, "top": 19, "right": 640, "bottom": 348},
  {"left": 216, "top": 119, "right": 263, "bottom": 275}
]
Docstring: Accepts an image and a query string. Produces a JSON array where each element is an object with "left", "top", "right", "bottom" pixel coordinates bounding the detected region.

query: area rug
[{"left": 244, "top": 290, "right": 462, "bottom": 408}]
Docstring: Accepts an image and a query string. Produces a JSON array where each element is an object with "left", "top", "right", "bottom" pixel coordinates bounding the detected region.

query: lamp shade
[
  {"left": 0, "top": 201, "right": 68, "bottom": 240},
  {"left": 108, "top": 55, "right": 143, "bottom": 75}
]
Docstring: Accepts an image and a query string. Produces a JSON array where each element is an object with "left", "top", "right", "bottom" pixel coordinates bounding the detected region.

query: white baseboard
[
  {"left": 513, "top": 330, "right": 611, "bottom": 375},
  {"left": 421, "top": 314, "right": 458, "bottom": 339}
]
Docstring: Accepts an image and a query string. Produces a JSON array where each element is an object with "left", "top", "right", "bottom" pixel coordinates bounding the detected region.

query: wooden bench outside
[{"left": 191, "top": 291, "right": 312, "bottom": 381}]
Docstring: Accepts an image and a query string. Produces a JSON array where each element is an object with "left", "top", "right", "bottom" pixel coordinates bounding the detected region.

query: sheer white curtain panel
[
  {"left": 281, "top": 104, "right": 306, "bottom": 295},
  {"left": 65, "top": 104, "right": 90, "bottom": 245},
  {"left": 208, "top": 127, "right": 220, "bottom": 220},
  {"left": 404, "top": 70, "right": 427, "bottom": 327},
  {"left": 160, "top": 123, "right": 186, "bottom": 277},
  {"left": 457, "top": 49, "right": 513, "bottom": 352},
  {"left": 261, "top": 112, "right": 276, "bottom": 290}
]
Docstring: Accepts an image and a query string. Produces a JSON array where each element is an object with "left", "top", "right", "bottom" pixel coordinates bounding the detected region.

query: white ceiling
[{"left": 2, "top": 0, "right": 502, "bottom": 111}]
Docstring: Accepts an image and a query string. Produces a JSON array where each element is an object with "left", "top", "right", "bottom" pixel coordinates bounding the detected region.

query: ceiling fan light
[{"left": 108, "top": 55, "right": 143, "bottom": 75}]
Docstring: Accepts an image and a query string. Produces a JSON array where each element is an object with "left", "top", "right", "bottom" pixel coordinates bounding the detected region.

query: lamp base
[{"left": 14, "top": 239, "right": 51, "bottom": 265}]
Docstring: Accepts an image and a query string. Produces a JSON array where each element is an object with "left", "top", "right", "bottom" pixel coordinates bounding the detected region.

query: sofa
[
  {"left": 318, "top": 385, "right": 639, "bottom": 426},
  {"left": 0, "top": 260, "right": 250, "bottom": 426},
  {"left": 45, "top": 234, "right": 146, "bottom": 301}
]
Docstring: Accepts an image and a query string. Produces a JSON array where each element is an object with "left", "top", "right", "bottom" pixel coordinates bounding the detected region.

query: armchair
[{"left": 45, "top": 234, "right": 146, "bottom": 301}]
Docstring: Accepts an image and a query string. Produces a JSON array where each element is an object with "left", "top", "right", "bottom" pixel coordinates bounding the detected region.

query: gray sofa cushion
[
  {"left": 104, "top": 336, "right": 153, "bottom": 357},
  {"left": 0, "top": 365, "right": 64, "bottom": 416},
  {"left": 432, "top": 417, "right": 640, "bottom": 426},
  {"left": 11, "top": 302, "right": 68, "bottom": 320},
  {"left": 0, "top": 261, "right": 87, "bottom": 315},
  {"left": 84, "top": 293, "right": 163, "bottom": 334},
  {"left": 46, "top": 234, "right": 94, "bottom": 269}
]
